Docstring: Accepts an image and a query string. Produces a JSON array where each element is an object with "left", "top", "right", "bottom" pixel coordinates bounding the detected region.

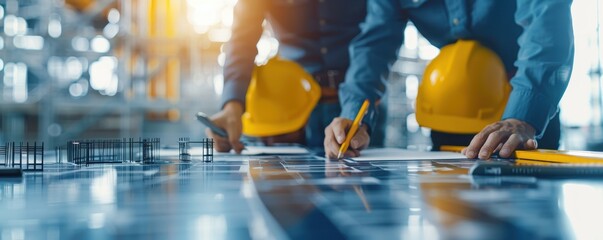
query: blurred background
[{"left": 0, "top": 0, "right": 600, "bottom": 150}]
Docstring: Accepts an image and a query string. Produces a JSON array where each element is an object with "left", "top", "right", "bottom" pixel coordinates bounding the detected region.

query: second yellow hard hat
[
  {"left": 242, "top": 57, "right": 321, "bottom": 137},
  {"left": 416, "top": 40, "right": 511, "bottom": 134}
]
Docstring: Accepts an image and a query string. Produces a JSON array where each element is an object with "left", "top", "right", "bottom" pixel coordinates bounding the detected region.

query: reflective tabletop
[{"left": 1, "top": 153, "right": 603, "bottom": 239}]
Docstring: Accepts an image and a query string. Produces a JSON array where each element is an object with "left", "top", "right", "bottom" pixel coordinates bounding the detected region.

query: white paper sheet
[
  {"left": 350, "top": 148, "right": 467, "bottom": 161},
  {"left": 160, "top": 145, "right": 310, "bottom": 157},
  {"left": 239, "top": 146, "right": 310, "bottom": 155}
]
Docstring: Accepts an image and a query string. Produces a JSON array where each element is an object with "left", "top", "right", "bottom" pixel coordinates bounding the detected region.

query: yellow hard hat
[
  {"left": 416, "top": 40, "right": 511, "bottom": 134},
  {"left": 242, "top": 57, "right": 321, "bottom": 137},
  {"left": 64, "top": 0, "right": 95, "bottom": 11}
]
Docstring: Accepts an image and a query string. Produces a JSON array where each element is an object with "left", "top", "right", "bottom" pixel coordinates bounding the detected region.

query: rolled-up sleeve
[
  {"left": 339, "top": 0, "right": 408, "bottom": 132},
  {"left": 221, "top": 0, "right": 266, "bottom": 108},
  {"left": 504, "top": 0, "right": 574, "bottom": 138}
]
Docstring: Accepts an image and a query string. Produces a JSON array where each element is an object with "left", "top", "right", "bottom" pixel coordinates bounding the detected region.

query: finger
[
  {"left": 324, "top": 125, "right": 340, "bottom": 159},
  {"left": 206, "top": 128, "right": 231, "bottom": 152},
  {"left": 465, "top": 124, "right": 501, "bottom": 158},
  {"left": 325, "top": 143, "right": 339, "bottom": 159},
  {"left": 344, "top": 149, "right": 360, "bottom": 158},
  {"left": 208, "top": 133, "right": 231, "bottom": 152},
  {"left": 325, "top": 140, "right": 339, "bottom": 159},
  {"left": 494, "top": 143, "right": 504, "bottom": 153},
  {"left": 225, "top": 125, "right": 244, "bottom": 154},
  {"left": 331, "top": 118, "right": 351, "bottom": 144},
  {"left": 350, "top": 127, "right": 369, "bottom": 150},
  {"left": 340, "top": 149, "right": 359, "bottom": 158},
  {"left": 524, "top": 138, "right": 538, "bottom": 150},
  {"left": 478, "top": 131, "right": 510, "bottom": 159},
  {"left": 465, "top": 134, "right": 487, "bottom": 159},
  {"left": 499, "top": 134, "right": 522, "bottom": 158},
  {"left": 215, "top": 142, "right": 231, "bottom": 152},
  {"left": 466, "top": 133, "right": 490, "bottom": 159}
]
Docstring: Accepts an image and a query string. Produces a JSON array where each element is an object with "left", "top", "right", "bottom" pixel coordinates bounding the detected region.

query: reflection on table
[{"left": 1, "top": 154, "right": 603, "bottom": 239}]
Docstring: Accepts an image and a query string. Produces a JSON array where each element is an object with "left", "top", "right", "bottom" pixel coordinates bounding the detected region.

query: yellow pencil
[
  {"left": 440, "top": 145, "right": 465, "bottom": 153},
  {"left": 337, "top": 99, "right": 370, "bottom": 159}
]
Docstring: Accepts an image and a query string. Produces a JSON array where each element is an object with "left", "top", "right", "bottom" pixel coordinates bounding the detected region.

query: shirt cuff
[
  {"left": 220, "top": 79, "right": 248, "bottom": 109},
  {"left": 502, "top": 89, "right": 559, "bottom": 139}
]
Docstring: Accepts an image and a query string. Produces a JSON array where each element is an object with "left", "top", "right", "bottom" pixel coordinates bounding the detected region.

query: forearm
[
  {"left": 221, "top": 0, "right": 266, "bottom": 108},
  {"left": 504, "top": 0, "right": 574, "bottom": 137},
  {"left": 340, "top": 0, "right": 407, "bottom": 132}
]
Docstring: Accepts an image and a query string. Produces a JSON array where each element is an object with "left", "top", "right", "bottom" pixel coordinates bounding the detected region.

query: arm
[
  {"left": 325, "top": 0, "right": 408, "bottom": 158},
  {"left": 465, "top": 0, "right": 574, "bottom": 159},
  {"left": 221, "top": 0, "right": 266, "bottom": 108},
  {"left": 506, "top": 0, "right": 574, "bottom": 137},
  {"left": 339, "top": 0, "right": 408, "bottom": 131},
  {"left": 209, "top": 0, "right": 266, "bottom": 153}
]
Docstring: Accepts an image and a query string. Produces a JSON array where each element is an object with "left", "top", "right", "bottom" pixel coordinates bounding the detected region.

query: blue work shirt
[
  {"left": 340, "top": 0, "right": 574, "bottom": 138},
  {"left": 221, "top": 0, "right": 367, "bottom": 107}
]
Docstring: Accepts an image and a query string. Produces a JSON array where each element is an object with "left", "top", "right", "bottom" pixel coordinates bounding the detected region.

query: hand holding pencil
[{"left": 324, "top": 99, "right": 371, "bottom": 159}]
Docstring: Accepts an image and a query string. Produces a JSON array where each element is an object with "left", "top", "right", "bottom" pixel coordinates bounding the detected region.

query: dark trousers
[{"left": 431, "top": 113, "right": 561, "bottom": 151}]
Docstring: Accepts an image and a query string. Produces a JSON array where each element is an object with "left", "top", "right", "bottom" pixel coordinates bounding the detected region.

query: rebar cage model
[
  {"left": 0, "top": 142, "right": 44, "bottom": 171},
  {"left": 178, "top": 138, "right": 214, "bottom": 162},
  {"left": 57, "top": 138, "right": 160, "bottom": 166}
]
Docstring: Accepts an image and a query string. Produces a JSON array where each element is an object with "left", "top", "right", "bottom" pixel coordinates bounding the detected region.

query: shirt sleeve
[
  {"left": 504, "top": 0, "right": 574, "bottom": 138},
  {"left": 339, "top": 0, "right": 408, "bottom": 132},
  {"left": 221, "top": 0, "right": 266, "bottom": 108}
]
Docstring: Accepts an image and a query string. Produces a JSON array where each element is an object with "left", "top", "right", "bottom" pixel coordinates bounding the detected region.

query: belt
[
  {"left": 313, "top": 70, "right": 344, "bottom": 103},
  {"left": 313, "top": 70, "right": 345, "bottom": 89}
]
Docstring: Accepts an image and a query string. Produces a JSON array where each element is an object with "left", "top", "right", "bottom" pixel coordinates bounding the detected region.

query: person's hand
[
  {"left": 324, "top": 117, "right": 370, "bottom": 159},
  {"left": 462, "top": 118, "right": 537, "bottom": 159},
  {"left": 206, "top": 101, "right": 245, "bottom": 153}
]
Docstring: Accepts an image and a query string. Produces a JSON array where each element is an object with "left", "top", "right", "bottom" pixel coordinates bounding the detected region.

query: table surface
[{"left": 1, "top": 152, "right": 603, "bottom": 240}]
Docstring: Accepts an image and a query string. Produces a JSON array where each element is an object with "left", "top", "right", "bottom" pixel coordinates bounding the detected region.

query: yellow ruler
[
  {"left": 440, "top": 145, "right": 603, "bottom": 165},
  {"left": 514, "top": 149, "right": 603, "bottom": 164}
]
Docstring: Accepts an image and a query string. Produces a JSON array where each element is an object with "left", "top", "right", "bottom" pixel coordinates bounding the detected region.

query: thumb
[{"left": 225, "top": 123, "right": 244, "bottom": 153}]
